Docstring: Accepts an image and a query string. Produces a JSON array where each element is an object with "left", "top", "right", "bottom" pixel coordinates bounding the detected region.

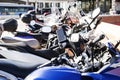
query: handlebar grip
[
  {"left": 92, "top": 34, "right": 105, "bottom": 44},
  {"left": 115, "top": 40, "right": 120, "bottom": 49}
]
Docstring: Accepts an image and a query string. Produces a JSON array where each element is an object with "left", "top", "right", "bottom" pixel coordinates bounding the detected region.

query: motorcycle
[
  {"left": 0, "top": 7, "right": 104, "bottom": 68},
  {"left": 0, "top": 19, "right": 61, "bottom": 63},
  {"left": 44, "top": 7, "right": 120, "bottom": 74},
  {"left": 0, "top": 7, "right": 101, "bottom": 62},
  {"left": 25, "top": 40, "right": 120, "bottom": 80},
  {"left": 46, "top": 7, "right": 101, "bottom": 53},
  {"left": 23, "top": 27, "right": 120, "bottom": 80},
  {"left": 0, "top": 18, "right": 52, "bottom": 49},
  {"left": 0, "top": 25, "right": 119, "bottom": 80},
  {"left": 0, "top": 26, "right": 79, "bottom": 79}
]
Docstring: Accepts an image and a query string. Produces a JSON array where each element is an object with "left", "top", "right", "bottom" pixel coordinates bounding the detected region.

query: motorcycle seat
[
  {"left": 0, "top": 59, "right": 41, "bottom": 78},
  {"left": 27, "top": 49, "right": 60, "bottom": 60},
  {"left": 0, "top": 42, "right": 60, "bottom": 60},
  {"left": 0, "top": 41, "right": 28, "bottom": 52},
  {"left": 1, "top": 36, "right": 41, "bottom": 49}
]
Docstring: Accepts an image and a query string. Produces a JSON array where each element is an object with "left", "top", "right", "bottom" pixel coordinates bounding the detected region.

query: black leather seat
[
  {"left": 0, "top": 59, "right": 41, "bottom": 78},
  {"left": 0, "top": 42, "right": 29, "bottom": 52},
  {"left": 0, "top": 42, "right": 60, "bottom": 60},
  {"left": 14, "top": 31, "right": 43, "bottom": 41}
]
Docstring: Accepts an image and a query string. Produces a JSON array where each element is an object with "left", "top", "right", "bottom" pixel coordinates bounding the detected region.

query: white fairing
[
  {"left": 0, "top": 70, "right": 18, "bottom": 80},
  {"left": 70, "top": 33, "right": 79, "bottom": 42},
  {"left": 44, "top": 13, "right": 60, "bottom": 26},
  {"left": 30, "top": 20, "right": 36, "bottom": 26}
]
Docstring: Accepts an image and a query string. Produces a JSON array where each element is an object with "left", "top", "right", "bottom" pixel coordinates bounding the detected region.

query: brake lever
[
  {"left": 115, "top": 40, "right": 120, "bottom": 49},
  {"left": 94, "top": 17, "right": 102, "bottom": 29}
]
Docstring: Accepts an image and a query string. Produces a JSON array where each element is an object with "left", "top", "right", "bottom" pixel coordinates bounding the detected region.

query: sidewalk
[{"left": 95, "top": 22, "right": 120, "bottom": 49}]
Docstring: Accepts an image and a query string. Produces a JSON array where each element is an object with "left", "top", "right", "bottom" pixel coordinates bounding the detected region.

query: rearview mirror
[{"left": 91, "top": 7, "right": 100, "bottom": 19}]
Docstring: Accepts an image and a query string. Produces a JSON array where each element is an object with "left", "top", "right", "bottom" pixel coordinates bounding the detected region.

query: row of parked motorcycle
[{"left": 0, "top": 4, "right": 120, "bottom": 80}]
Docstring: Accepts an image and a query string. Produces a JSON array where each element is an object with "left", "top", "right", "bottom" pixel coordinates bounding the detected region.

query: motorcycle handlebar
[
  {"left": 92, "top": 34, "right": 105, "bottom": 44},
  {"left": 89, "top": 34, "right": 105, "bottom": 47}
]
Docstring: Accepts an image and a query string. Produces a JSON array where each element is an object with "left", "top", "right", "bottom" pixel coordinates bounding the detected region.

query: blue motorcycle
[
  {"left": 26, "top": 23, "right": 120, "bottom": 79},
  {"left": 24, "top": 40, "right": 120, "bottom": 80}
]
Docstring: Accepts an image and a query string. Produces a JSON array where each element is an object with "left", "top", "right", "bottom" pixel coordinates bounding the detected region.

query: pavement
[{"left": 94, "top": 22, "right": 120, "bottom": 50}]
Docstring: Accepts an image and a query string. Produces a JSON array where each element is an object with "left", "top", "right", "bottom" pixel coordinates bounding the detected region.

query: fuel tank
[{"left": 25, "top": 66, "right": 81, "bottom": 80}]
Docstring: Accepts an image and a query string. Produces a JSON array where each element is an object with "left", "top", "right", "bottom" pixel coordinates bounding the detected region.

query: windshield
[{"left": 43, "top": 7, "right": 61, "bottom": 26}]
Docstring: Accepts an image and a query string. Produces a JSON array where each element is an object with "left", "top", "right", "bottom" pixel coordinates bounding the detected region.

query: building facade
[
  {"left": 25, "top": 0, "right": 120, "bottom": 14},
  {"left": 79, "top": 0, "right": 120, "bottom": 14},
  {"left": 1, "top": 0, "right": 119, "bottom": 14},
  {"left": 21, "top": 0, "right": 78, "bottom": 14},
  {"left": 114, "top": 0, "right": 120, "bottom": 14},
  {"left": 21, "top": 0, "right": 76, "bottom": 9}
]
